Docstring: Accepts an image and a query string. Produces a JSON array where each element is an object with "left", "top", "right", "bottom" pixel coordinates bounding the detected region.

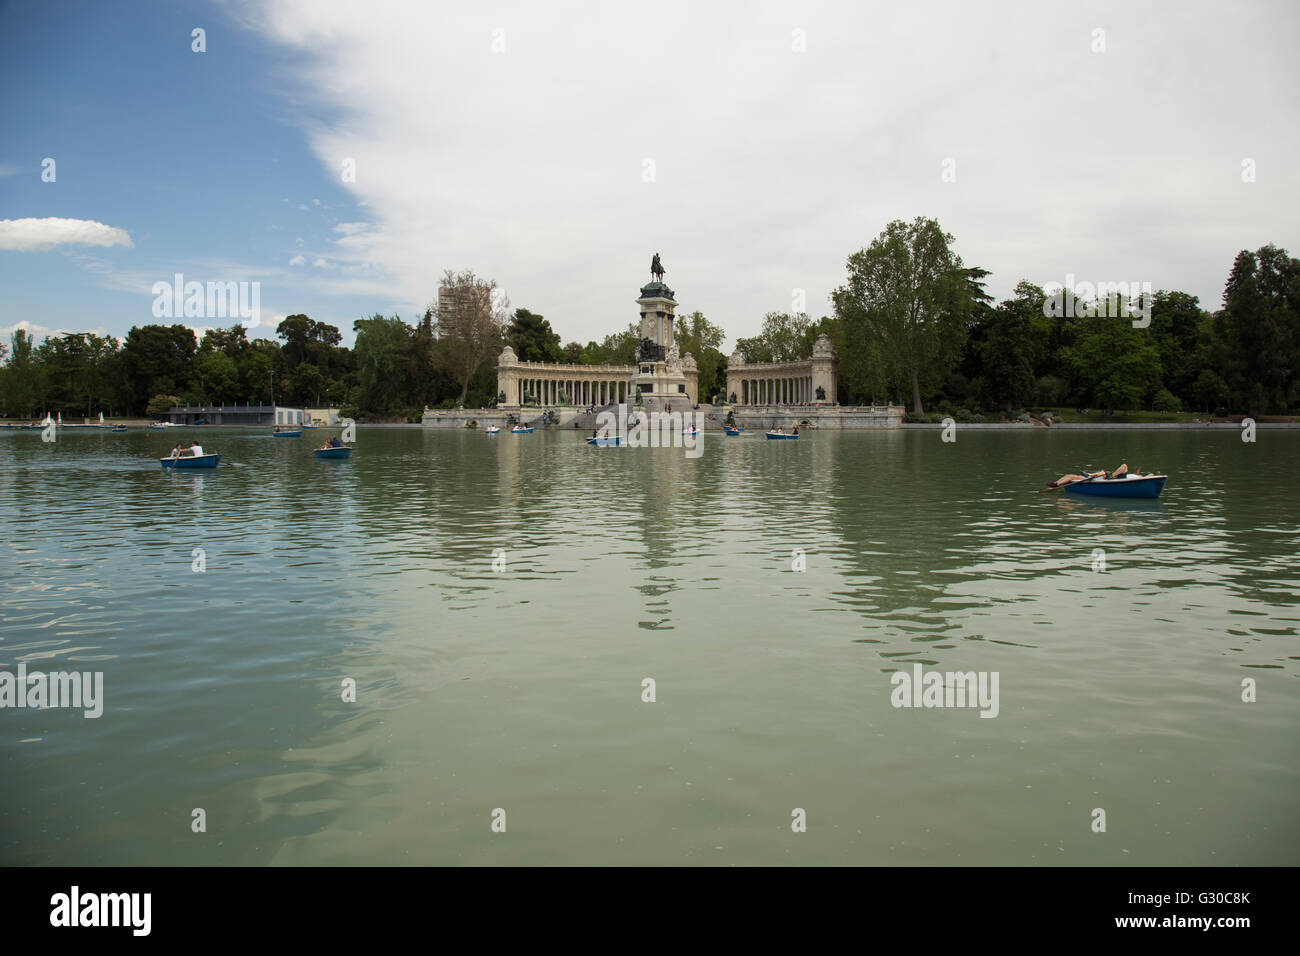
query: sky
[{"left": 1, "top": 0, "right": 1298, "bottom": 352}]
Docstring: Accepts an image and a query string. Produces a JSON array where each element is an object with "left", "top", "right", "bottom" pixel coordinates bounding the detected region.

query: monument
[
  {"left": 492, "top": 255, "right": 698, "bottom": 411},
  {"left": 631, "top": 253, "right": 695, "bottom": 408}
]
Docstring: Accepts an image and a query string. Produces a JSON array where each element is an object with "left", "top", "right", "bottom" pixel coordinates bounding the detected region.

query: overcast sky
[{"left": 1, "top": 0, "right": 1297, "bottom": 349}]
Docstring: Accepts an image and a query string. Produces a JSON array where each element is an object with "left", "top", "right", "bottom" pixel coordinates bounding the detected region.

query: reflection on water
[{"left": 0, "top": 427, "right": 1297, "bottom": 865}]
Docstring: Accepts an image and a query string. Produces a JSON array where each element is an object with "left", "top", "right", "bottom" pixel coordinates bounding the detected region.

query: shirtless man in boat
[{"left": 1050, "top": 463, "right": 1132, "bottom": 486}]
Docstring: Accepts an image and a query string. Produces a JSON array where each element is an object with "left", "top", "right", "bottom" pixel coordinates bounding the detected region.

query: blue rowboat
[
  {"left": 302, "top": 424, "right": 320, "bottom": 430},
  {"left": 273, "top": 429, "right": 302, "bottom": 438},
  {"left": 585, "top": 436, "right": 622, "bottom": 446},
  {"left": 724, "top": 426, "right": 742, "bottom": 436},
  {"left": 160, "top": 453, "right": 221, "bottom": 469},
  {"left": 765, "top": 431, "right": 799, "bottom": 440},
  {"left": 511, "top": 427, "right": 534, "bottom": 434},
  {"left": 314, "top": 446, "right": 352, "bottom": 460},
  {"left": 110, "top": 425, "right": 128, "bottom": 433},
  {"left": 1064, "top": 474, "right": 1167, "bottom": 499}
]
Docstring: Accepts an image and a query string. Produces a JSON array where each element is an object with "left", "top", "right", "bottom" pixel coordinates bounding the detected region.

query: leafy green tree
[
  {"left": 146, "top": 393, "right": 179, "bottom": 417},
  {"left": 1060, "top": 314, "right": 1161, "bottom": 414},
  {"left": 276, "top": 314, "right": 343, "bottom": 374},
  {"left": 1152, "top": 387, "right": 1181, "bottom": 413},
  {"left": 1214, "top": 244, "right": 1300, "bottom": 413},
  {"left": 288, "top": 363, "right": 325, "bottom": 406},
  {"left": 353, "top": 314, "right": 410, "bottom": 413},
  {"left": 3, "top": 329, "right": 40, "bottom": 416},
  {"left": 833, "top": 217, "right": 975, "bottom": 413},
  {"left": 736, "top": 312, "right": 811, "bottom": 363},
  {"left": 121, "top": 325, "right": 197, "bottom": 414},
  {"left": 675, "top": 310, "right": 727, "bottom": 402},
  {"left": 194, "top": 349, "right": 239, "bottom": 404},
  {"left": 239, "top": 348, "right": 272, "bottom": 404},
  {"left": 1149, "top": 291, "right": 1209, "bottom": 408},
  {"left": 587, "top": 325, "right": 639, "bottom": 365},
  {"left": 1191, "top": 369, "right": 1231, "bottom": 412},
  {"left": 201, "top": 324, "right": 249, "bottom": 358},
  {"left": 506, "top": 309, "right": 564, "bottom": 362},
  {"left": 980, "top": 282, "right": 1044, "bottom": 410}
]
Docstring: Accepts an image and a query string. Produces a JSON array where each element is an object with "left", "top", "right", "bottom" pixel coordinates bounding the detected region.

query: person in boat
[
  {"left": 1051, "top": 470, "right": 1103, "bottom": 486},
  {"left": 171, "top": 443, "right": 183, "bottom": 459},
  {"left": 1108, "top": 463, "right": 1129, "bottom": 479},
  {"left": 792, "top": 426, "right": 799, "bottom": 435},
  {"left": 330, "top": 437, "right": 342, "bottom": 448},
  {"left": 189, "top": 441, "right": 204, "bottom": 458}
]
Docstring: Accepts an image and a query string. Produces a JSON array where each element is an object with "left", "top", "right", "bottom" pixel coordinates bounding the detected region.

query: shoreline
[{"left": 902, "top": 421, "right": 1299, "bottom": 430}]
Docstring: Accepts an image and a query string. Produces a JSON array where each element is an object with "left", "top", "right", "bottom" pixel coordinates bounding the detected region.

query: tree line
[{"left": 3, "top": 223, "right": 1296, "bottom": 420}]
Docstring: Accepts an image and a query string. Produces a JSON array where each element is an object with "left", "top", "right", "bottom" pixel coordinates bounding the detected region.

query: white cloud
[
  {"left": 0, "top": 217, "right": 133, "bottom": 252},
  {"left": 0, "top": 319, "right": 118, "bottom": 345},
  {"left": 289, "top": 254, "right": 306, "bottom": 266},
  {"left": 311, "top": 258, "right": 332, "bottom": 268},
  {"left": 236, "top": 0, "right": 1299, "bottom": 344},
  {"left": 0, "top": 163, "right": 21, "bottom": 178}
]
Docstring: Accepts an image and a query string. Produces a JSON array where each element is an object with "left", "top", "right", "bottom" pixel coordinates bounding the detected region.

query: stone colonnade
[
  {"left": 735, "top": 375, "right": 818, "bottom": 405},
  {"left": 497, "top": 348, "right": 637, "bottom": 407},
  {"left": 725, "top": 333, "right": 839, "bottom": 406}
]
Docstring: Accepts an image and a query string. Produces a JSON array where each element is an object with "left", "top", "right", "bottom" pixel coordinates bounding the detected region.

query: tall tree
[
  {"left": 980, "top": 282, "right": 1045, "bottom": 410},
  {"left": 1060, "top": 312, "right": 1162, "bottom": 415},
  {"left": 433, "top": 269, "right": 508, "bottom": 402},
  {"left": 506, "top": 309, "right": 564, "bottom": 362},
  {"left": 832, "top": 217, "right": 975, "bottom": 413},
  {"left": 121, "top": 325, "right": 197, "bottom": 414},
  {"left": 675, "top": 310, "right": 728, "bottom": 403},
  {"left": 353, "top": 314, "right": 410, "bottom": 414},
  {"left": 1148, "top": 291, "right": 1209, "bottom": 408},
  {"left": 1214, "top": 244, "right": 1300, "bottom": 414},
  {"left": 736, "top": 312, "right": 811, "bottom": 363}
]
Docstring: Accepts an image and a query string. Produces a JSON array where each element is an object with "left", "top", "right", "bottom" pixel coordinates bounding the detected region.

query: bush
[
  {"left": 1033, "top": 375, "right": 1069, "bottom": 407},
  {"left": 145, "top": 394, "right": 179, "bottom": 417},
  {"left": 1152, "top": 388, "right": 1181, "bottom": 413},
  {"left": 1016, "top": 412, "right": 1032, "bottom": 423},
  {"left": 971, "top": 413, "right": 986, "bottom": 423},
  {"left": 955, "top": 407, "right": 972, "bottom": 422}
]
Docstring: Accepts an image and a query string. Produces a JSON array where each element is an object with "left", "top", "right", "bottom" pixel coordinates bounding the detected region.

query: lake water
[{"left": 1, "top": 426, "right": 1297, "bottom": 865}]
